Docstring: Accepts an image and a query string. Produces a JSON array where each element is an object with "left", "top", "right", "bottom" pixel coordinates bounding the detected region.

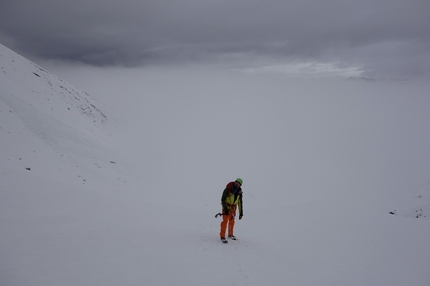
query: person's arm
[
  {"left": 221, "top": 188, "right": 229, "bottom": 213},
  {"left": 239, "top": 195, "right": 243, "bottom": 219}
]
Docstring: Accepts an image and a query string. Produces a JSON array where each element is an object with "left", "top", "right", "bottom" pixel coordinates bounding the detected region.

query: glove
[
  {"left": 239, "top": 214, "right": 243, "bottom": 220},
  {"left": 224, "top": 209, "right": 229, "bottom": 215}
]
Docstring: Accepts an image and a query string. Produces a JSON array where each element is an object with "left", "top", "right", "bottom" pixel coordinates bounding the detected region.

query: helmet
[{"left": 235, "top": 178, "right": 243, "bottom": 185}]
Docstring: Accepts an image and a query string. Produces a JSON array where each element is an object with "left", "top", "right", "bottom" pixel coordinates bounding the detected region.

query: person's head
[{"left": 234, "top": 178, "right": 243, "bottom": 187}]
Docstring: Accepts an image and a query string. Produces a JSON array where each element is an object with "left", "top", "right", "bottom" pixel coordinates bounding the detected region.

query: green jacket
[{"left": 221, "top": 181, "right": 243, "bottom": 216}]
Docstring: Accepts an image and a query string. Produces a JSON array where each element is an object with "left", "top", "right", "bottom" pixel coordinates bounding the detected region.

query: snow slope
[
  {"left": 0, "top": 43, "right": 120, "bottom": 186},
  {"left": 1, "top": 43, "right": 430, "bottom": 286}
]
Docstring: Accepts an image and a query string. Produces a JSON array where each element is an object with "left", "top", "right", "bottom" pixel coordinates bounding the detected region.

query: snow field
[{"left": 2, "top": 43, "right": 430, "bottom": 286}]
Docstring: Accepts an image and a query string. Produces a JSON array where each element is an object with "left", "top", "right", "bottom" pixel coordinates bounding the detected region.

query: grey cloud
[{"left": 1, "top": 0, "right": 429, "bottom": 77}]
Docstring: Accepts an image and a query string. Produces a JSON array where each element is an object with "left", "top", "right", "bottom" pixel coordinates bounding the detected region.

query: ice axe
[{"left": 215, "top": 212, "right": 235, "bottom": 219}]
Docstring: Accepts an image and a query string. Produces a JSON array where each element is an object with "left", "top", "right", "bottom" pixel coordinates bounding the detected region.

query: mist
[
  {"left": 42, "top": 62, "right": 430, "bottom": 209},
  {"left": 3, "top": 45, "right": 430, "bottom": 285}
]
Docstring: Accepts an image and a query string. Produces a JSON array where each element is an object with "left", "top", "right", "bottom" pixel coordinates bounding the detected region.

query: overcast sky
[{"left": 1, "top": 0, "right": 429, "bottom": 78}]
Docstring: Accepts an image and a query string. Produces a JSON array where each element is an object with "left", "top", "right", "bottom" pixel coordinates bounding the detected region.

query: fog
[
  {"left": 41, "top": 62, "right": 430, "bottom": 211},
  {"left": 3, "top": 47, "right": 430, "bottom": 285}
]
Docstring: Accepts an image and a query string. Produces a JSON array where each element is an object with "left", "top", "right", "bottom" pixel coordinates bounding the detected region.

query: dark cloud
[{"left": 1, "top": 0, "right": 429, "bottom": 77}]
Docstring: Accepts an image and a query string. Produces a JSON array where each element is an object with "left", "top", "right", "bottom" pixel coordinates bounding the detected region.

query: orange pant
[{"left": 220, "top": 208, "right": 236, "bottom": 238}]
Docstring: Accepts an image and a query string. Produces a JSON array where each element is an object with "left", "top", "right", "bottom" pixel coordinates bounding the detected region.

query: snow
[{"left": 1, "top": 43, "right": 430, "bottom": 286}]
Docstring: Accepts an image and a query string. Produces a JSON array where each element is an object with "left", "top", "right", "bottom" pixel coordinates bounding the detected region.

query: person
[{"left": 219, "top": 178, "right": 243, "bottom": 243}]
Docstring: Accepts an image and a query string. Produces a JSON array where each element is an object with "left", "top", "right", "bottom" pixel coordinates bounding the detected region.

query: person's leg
[
  {"left": 228, "top": 210, "right": 236, "bottom": 237},
  {"left": 220, "top": 212, "right": 230, "bottom": 238}
]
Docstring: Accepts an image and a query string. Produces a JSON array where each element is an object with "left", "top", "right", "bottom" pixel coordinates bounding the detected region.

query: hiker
[{"left": 220, "top": 178, "right": 243, "bottom": 243}]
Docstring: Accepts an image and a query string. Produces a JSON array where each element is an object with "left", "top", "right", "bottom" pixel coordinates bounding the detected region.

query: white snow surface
[{"left": 1, "top": 43, "right": 430, "bottom": 286}]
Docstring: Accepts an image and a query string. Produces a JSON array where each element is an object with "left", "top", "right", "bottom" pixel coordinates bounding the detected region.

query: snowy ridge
[
  {"left": 0, "top": 43, "right": 120, "bottom": 187},
  {"left": 0, "top": 44, "right": 106, "bottom": 137}
]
